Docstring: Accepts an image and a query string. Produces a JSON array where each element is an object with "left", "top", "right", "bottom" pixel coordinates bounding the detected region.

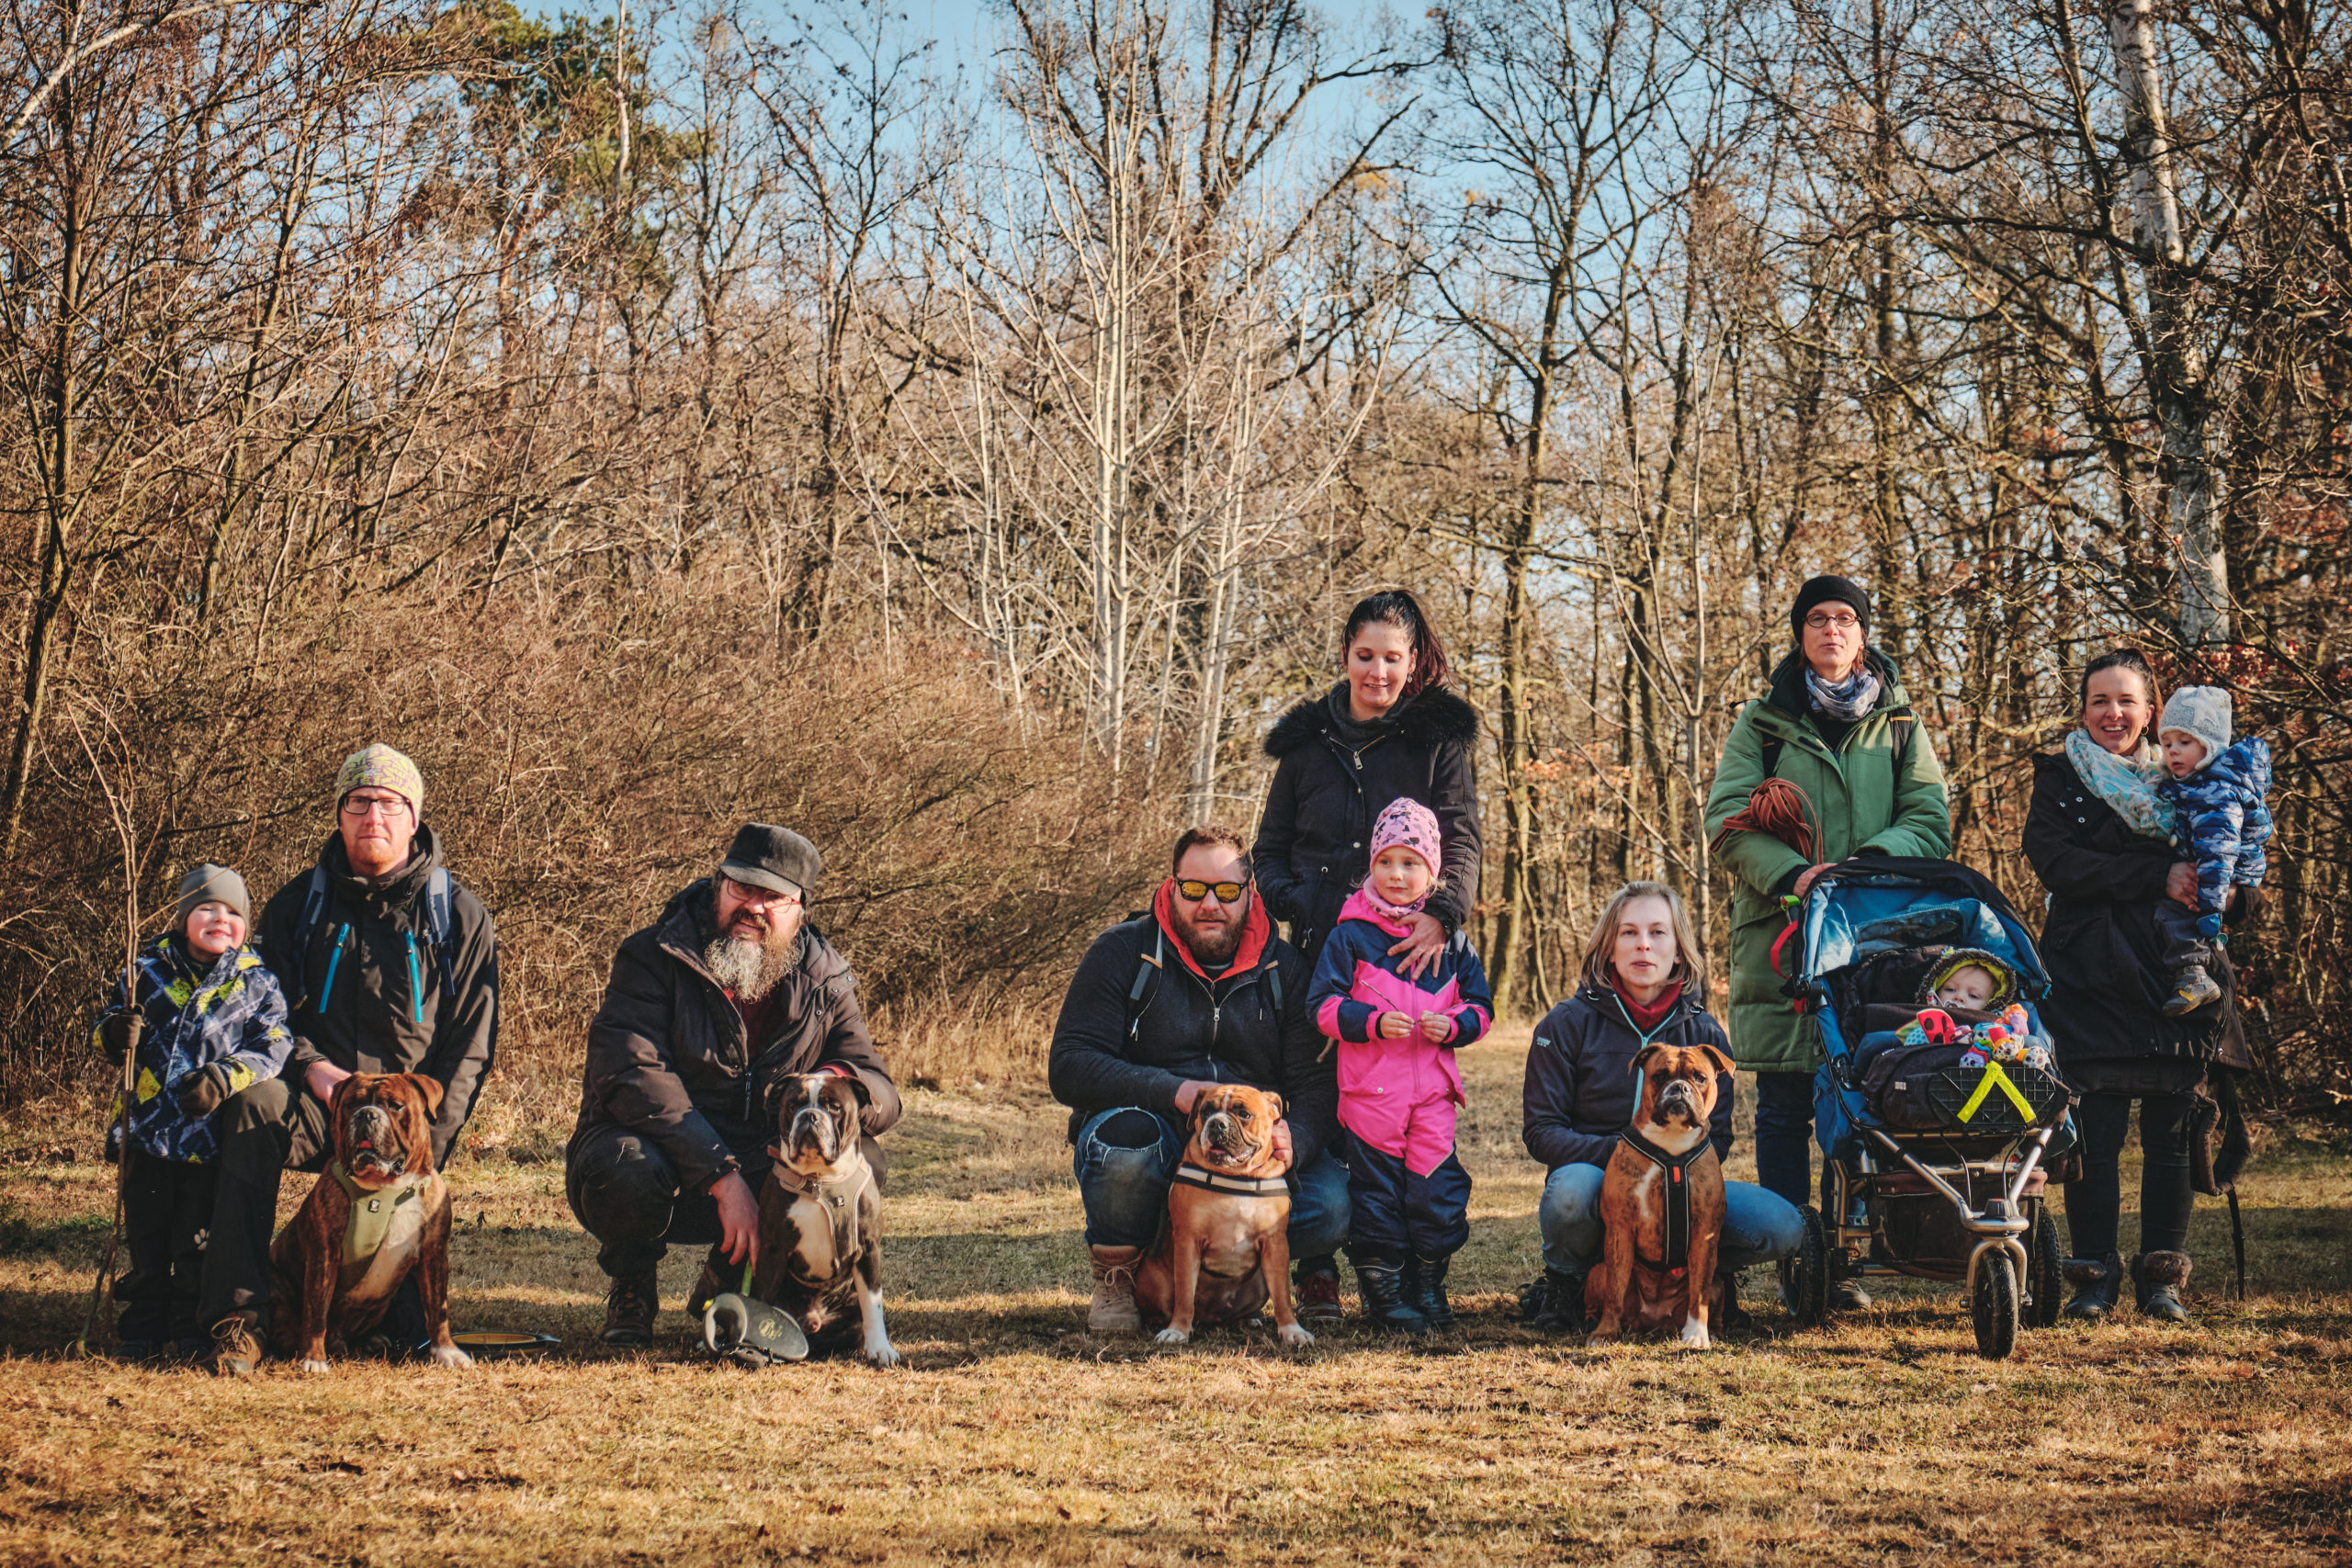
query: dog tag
[{"left": 368, "top": 1199, "right": 382, "bottom": 1213}]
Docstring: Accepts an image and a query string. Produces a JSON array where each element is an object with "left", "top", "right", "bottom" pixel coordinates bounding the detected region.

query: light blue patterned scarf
[
  {"left": 2063, "top": 728, "right": 2170, "bottom": 840},
  {"left": 1804, "top": 663, "right": 1882, "bottom": 723}
]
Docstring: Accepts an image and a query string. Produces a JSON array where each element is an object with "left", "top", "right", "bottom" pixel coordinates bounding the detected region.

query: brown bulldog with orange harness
[
  {"left": 268, "top": 1073, "right": 470, "bottom": 1372},
  {"left": 1134, "top": 1084, "right": 1312, "bottom": 1346},
  {"left": 1585, "top": 1043, "right": 1736, "bottom": 1348}
]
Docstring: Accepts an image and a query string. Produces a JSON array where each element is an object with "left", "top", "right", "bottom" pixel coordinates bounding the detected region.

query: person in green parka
[{"left": 1702, "top": 576, "right": 1952, "bottom": 1307}]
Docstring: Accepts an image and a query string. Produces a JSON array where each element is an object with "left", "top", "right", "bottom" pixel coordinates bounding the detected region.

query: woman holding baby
[{"left": 2024, "top": 649, "right": 2262, "bottom": 1325}]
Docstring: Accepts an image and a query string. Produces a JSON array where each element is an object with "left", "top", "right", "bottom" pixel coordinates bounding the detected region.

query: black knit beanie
[{"left": 1790, "top": 575, "right": 1872, "bottom": 638}]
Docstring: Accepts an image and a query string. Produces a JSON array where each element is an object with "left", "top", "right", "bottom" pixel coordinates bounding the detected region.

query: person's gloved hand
[
  {"left": 97, "top": 1013, "right": 135, "bottom": 1066},
  {"left": 175, "top": 1064, "right": 234, "bottom": 1118}
]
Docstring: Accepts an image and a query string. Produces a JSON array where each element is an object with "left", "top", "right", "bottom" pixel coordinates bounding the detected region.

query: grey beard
[{"left": 704, "top": 931, "right": 800, "bottom": 1001}]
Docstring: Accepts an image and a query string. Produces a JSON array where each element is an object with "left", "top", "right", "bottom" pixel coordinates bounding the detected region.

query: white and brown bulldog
[
  {"left": 730, "top": 1072, "right": 898, "bottom": 1367},
  {"left": 1586, "top": 1043, "right": 1735, "bottom": 1349},
  {"left": 269, "top": 1073, "right": 470, "bottom": 1372},
  {"left": 1135, "top": 1084, "right": 1311, "bottom": 1347}
]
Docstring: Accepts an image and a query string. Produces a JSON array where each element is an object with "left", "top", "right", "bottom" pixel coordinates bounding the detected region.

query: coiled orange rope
[{"left": 1713, "top": 776, "right": 1821, "bottom": 862}]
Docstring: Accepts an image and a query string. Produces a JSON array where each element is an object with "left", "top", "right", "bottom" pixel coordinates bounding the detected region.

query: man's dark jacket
[
  {"left": 2023, "top": 750, "right": 2256, "bottom": 1070},
  {"left": 1251, "top": 683, "right": 1481, "bottom": 961},
  {"left": 569, "top": 880, "right": 901, "bottom": 1191},
  {"left": 1047, "top": 886, "right": 1338, "bottom": 1171},
  {"left": 1522, "top": 984, "right": 1734, "bottom": 1170},
  {"left": 256, "top": 826, "right": 497, "bottom": 1166}
]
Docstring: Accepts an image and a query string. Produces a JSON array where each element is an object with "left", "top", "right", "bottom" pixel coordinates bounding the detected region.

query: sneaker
[
  {"left": 1294, "top": 1263, "right": 1344, "bottom": 1325},
  {"left": 2162, "top": 965, "right": 2222, "bottom": 1017},
  {"left": 209, "top": 1311, "right": 264, "bottom": 1377},
  {"left": 601, "top": 1271, "right": 660, "bottom": 1347},
  {"left": 1087, "top": 1246, "right": 1143, "bottom": 1333}
]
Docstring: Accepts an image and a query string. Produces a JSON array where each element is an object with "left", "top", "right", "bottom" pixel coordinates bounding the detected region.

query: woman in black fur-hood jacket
[{"left": 1250, "top": 592, "right": 1482, "bottom": 968}]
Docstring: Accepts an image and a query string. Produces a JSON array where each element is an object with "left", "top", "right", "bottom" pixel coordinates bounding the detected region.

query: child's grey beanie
[
  {"left": 2158, "top": 685, "right": 2233, "bottom": 765},
  {"left": 175, "top": 863, "right": 251, "bottom": 934}
]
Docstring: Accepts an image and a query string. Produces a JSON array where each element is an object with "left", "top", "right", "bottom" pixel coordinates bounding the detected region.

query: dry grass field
[{"left": 3, "top": 1039, "right": 2349, "bottom": 1566}]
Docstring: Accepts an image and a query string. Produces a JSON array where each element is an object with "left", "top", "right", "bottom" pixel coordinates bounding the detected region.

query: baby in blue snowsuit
[{"left": 2153, "top": 685, "right": 2272, "bottom": 1017}]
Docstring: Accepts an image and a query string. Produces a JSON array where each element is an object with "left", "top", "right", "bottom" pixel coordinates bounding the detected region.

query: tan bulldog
[{"left": 1134, "top": 1084, "right": 1311, "bottom": 1347}]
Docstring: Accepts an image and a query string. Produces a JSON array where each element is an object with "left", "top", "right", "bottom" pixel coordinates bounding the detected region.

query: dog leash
[{"left": 1616, "top": 1127, "right": 1710, "bottom": 1277}]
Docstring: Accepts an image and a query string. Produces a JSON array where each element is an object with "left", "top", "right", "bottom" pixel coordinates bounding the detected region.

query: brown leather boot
[
  {"left": 209, "top": 1310, "right": 264, "bottom": 1377},
  {"left": 1087, "top": 1246, "right": 1143, "bottom": 1333}
]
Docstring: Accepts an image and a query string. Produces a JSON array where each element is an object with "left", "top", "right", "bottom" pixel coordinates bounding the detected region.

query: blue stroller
[{"left": 1780, "top": 858, "right": 2076, "bottom": 1359}]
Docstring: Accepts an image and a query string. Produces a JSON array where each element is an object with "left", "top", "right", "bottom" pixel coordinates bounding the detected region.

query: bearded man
[
  {"left": 1046, "top": 825, "right": 1346, "bottom": 1331},
  {"left": 567, "top": 824, "right": 899, "bottom": 1345}
]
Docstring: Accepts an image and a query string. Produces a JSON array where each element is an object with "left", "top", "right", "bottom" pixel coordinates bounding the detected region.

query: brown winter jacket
[{"left": 568, "top": 880, "right": 900, "bottom": 1191}]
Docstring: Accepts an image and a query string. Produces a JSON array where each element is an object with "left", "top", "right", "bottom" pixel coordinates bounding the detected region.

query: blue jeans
[
  {"left": 1537, "top": 1162, "right": 1804, "bottom": 1274},
  {"left": 1752, "top": 1069, "right": 1817, "bottom": 1210},
  {"left": 1071, "top": 1107, "right": 1351, "bottom": 1258}
]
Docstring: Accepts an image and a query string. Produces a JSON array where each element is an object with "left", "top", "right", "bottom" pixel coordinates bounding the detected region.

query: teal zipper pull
[
  {"left": 406, "top": 933, "right": 424, "bottom": 1023},
  {"left": 318, "top": 924, "right": 351, "bottom": 1012}
]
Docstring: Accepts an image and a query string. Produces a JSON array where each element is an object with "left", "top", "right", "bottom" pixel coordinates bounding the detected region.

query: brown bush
[{"left": 0, "top": 570, "right": 1175, "bottom": 1104}]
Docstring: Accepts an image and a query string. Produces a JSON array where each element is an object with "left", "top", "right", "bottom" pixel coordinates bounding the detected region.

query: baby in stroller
[{"left": 1849, "top": 948, "right": 2054, "bottom": 1080}]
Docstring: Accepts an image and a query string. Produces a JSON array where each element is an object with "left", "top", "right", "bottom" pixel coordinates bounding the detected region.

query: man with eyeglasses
[
  {"left": 566, "top": 823, "right": 899, "bottom": 1348},
  {"left": 198, "top": 743, "right": 501, "bottom": 1373},
  {"left": 1048, "top": 825, "right": 1347, "bottom": 1332}
]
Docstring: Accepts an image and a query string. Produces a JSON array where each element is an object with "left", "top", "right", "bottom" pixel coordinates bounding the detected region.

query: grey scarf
[{"left": 1804, "top": 663, "right": 1882, "bottom": 723}]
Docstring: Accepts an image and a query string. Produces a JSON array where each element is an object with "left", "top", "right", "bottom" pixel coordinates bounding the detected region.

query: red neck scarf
[{"left": 1611, "top": 976, "right": 1682, "bottom": 1033}]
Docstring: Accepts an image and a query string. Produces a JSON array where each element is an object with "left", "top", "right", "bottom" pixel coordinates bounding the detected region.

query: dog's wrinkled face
[
  {"left": 1632, "top": 1044, "right": 1733, "bottom": 1130},
  {"left": 332, "top": 1074, "right": 443, "bottom": 1185},
  {"left": 1189, "top": 1085, "right": 1283, "bottom": 1171},
  {"left": 777, "top": 1073, "right": 867, "bottom": 1174}
]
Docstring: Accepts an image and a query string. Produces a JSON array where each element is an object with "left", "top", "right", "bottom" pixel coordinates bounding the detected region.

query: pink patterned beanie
[{"left": 1369, "top": 797, "right": 1442, "bottom": 871}]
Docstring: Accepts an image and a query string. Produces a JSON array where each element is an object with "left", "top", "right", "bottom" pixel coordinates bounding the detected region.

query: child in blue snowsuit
[
  {"left": 1307, "top": 797, "right": 1493, "bottom": 1334},
  {"left": 2152, "top": 685, "right": 2273, "bottom": 1017},
  {"left": 90, "top": 863, "right": 293, "bottom": 1356}
]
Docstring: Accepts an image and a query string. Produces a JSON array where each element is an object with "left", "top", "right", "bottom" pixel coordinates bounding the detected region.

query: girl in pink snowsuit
[{"left": 1307, "top": 797, "right": 1494, "bottom": 1331}]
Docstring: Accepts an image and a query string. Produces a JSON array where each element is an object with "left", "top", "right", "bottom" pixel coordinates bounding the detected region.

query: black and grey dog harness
[
  {"left": 1619, "top": 1127, "right": 1709, "bottom": 1277},
  {"left": 763, "top": 1151, "right": 875, "bottom": 1273}
]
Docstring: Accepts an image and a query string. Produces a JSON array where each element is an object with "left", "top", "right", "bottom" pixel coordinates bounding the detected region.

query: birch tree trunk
[{"left": 2108, "top": 0, "right": 2228, "bottom": 647}]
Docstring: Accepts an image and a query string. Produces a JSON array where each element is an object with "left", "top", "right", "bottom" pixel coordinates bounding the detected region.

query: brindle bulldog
[
  {"left": 1134, "top": 1084, "right": 1311, "bottom": 1347},
  {"left": 725, "top": 1072, "right": 898, "bottom": 1367},
  {"left": 269, "top": 1073, "right": 470, "bottom": 1372},
  {"left": 1585, "top": 1042, "right": 1735, "bottom": 1349}
]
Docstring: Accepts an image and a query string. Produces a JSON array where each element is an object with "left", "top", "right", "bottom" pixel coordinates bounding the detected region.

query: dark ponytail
[{"left": 1340, "top": 590, "right": 1453, "bottom": 698}]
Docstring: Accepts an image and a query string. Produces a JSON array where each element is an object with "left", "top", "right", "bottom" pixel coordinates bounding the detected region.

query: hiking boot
[
  {"left": 2163, "top": 965, "right": 2222, "bottom": 1017},
  {"left": 1412, "top": 1253, "right": 1457, "bottom": 1330},
  {"left": 209, "top": 1311, "right": 263, "bottom": 1377},
  {"left": 1087, "top": 1246, "right": 1143, "bottom": 1333},
  {"left": 1294, "top": 1258, "right": 1344, "bottom": 1325},
  {"left": 2064, "top": 1253, "right": 2123, "bottom": 1321},
  {"left": 1526, "top": 1267, "right": 1590, "bottom": 1336},
  {"left": 1717, "top": 1274, "right": 1755, "bottom": 1335},
  {"left": 1829, "top": 1278, "right": 1874, "bottom": 1312},
  {"left": 1353, "top": 1258, "right": 1430, "bottom": 1336},
  {"left": 2132, "top": 1251, "right": 2194, "bottom": 1325},
  {"left": 601, "top": 1271, "right": 659, "bottom": 1347}
]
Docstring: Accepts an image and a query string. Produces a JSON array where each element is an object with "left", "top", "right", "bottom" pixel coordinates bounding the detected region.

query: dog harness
[
  {"left": 326, "top": 1161, "right": 420, "bottom": 1266},
  {"left": 1616, "top": 1128, "right": 1708, "bottom": 1277},
  {"left": 1170, "top": 1163, "right": 1289, "bottom": 1198},
  {"left": 763, "top": 1153, "right": 873, "bottom": 1274}
]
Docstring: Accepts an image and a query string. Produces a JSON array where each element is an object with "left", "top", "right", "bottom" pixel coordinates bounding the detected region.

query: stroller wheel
[
  {"left": 2025, "top": 1202, "right": 2064, "bottom": 1329},
  {"left": 1973, "top": 1252, "right": 2019, "bottom": 1360},
  {"left": 1781, "top": 1206, "right": 1830, "bottom": 1328}
]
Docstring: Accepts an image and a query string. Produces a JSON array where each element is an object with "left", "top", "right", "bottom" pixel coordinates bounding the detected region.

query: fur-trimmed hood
[{"left": 1264, "top": 683, "right": 1480, "bottom": 760}]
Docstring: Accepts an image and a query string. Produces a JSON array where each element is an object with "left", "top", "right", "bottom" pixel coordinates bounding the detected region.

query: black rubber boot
[
  {"left": 1526, "top": 1267, "right": 1590, "bottom": 1336},
  {"left": 1353, "top": 1257, "right": 1430, "bottom": 1335},
  {"left": 2132, "top": 1250, "right": 2194, "bottom": 1325},
  {"left": 1412, "top": 1253, "right": 1457, "bottom": 1330},
  {"left": 2063, "top": 1252, "right": 2123, "bottom": 1322}
]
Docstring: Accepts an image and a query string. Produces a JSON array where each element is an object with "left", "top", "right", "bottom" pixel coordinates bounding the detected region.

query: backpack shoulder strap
[
  {"left": 295, "top": 865, "right": 331, "bottom": 952},
  {"left": 424, "top": 866, "right": 458, "bottom": 997},
  {"left": 1261, "top": 956, "right": 1283, "bottom": 1016},
  {"left": 1123, "top": 927, "right": 1164, "bottom": 1042},
  {"left": 1885, "top": 706, "right": 1917, "bottom": 791}
]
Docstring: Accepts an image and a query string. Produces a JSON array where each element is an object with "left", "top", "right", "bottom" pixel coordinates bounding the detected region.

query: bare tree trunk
[{"left": 2108, "top": 0, "right": 2227, "bottom": 647}]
